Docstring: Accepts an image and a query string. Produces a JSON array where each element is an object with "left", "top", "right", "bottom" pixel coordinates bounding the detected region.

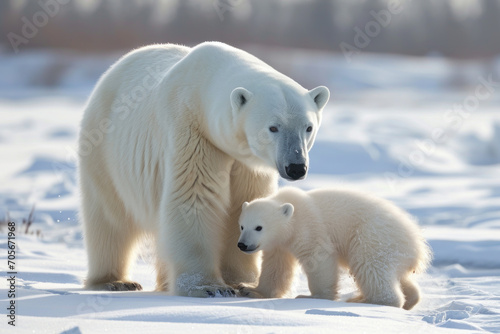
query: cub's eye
[
  {"left": 306, "top": 126, "right": 313, "bottom": 132},
  {"left": 269, "top": 126, "right": 278, "bottom": 133},
  {"left": 255, "top": 226, "right": 262, "bottom": 231},
  {"left": 240, "top": 226, "right": 243, "bottom": 230}
]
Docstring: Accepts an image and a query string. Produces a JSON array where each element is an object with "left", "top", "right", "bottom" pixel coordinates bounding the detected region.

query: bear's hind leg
[
  {"left": 220, "top": 205, "right": 260, "bottom": 288},
  {"left": 83, "top": 202, "right": 143, "bottom": 291},
  {"left": 221, "top": 162, "right": 277, "bottom": 288},
  {"left": 220, "top": 231, "right": 260, "bottom": 288}
]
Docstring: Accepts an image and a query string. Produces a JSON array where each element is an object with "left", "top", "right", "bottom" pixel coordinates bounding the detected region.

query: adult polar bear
[{"left": 79, "top": 42, "right": 330, "bottom": 297}]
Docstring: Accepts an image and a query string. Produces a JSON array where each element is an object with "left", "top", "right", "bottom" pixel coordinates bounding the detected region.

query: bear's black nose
[
  {"left": 238, "top": 242, "right": 247, "bottom": 251},
  {"left": 285, "top": 164, "right": 307, "bottom": 180}
]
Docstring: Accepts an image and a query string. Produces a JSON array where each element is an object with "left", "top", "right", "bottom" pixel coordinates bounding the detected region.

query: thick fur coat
[{"left": 79, "top": 42, "right": 329, "bottom": 296}]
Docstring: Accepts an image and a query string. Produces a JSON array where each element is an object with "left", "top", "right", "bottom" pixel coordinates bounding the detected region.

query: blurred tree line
[{"left": 1, "top": 0, "right": 499, "bottom": 58}]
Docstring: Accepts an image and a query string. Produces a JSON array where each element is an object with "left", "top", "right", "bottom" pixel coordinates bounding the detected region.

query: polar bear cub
[{"left": 237, "top": 187, "right": 432, "bottom": 310}]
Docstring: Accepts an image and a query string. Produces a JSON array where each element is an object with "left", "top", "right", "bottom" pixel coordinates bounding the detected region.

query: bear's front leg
[
  {"left": 158, "top": 141, "right": 235, "bottom": 297},
  {"left": 160, "top": 190, "right": 236, "bottom": 297}
]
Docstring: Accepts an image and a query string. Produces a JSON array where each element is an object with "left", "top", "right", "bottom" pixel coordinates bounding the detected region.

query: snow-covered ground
[{"left": 1, "top": 49, "right": 500, "bottom": 333}]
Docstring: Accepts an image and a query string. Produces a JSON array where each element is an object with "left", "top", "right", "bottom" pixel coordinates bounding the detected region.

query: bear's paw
[
  {"left": 184, "top": 284, "right": 236, "bottom": 298},
  {"left": 238, "top": 284, "right": 265, "bottom": 299},
  {"left": 91, "top": 281, "right": 143, "bottom": 291}
]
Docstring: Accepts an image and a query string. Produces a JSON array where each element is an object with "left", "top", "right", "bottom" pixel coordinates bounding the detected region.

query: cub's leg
[
  {"left": 350, "top": 266, "right": 404, "bottom": 308},
  {"left": 239, "top": 247, "right": 298, "bottom": 298},
  {"left": 400, "top": 275, "right": 421, "bottom": 310},
  {"left": 296, "top": 255, "right": 339, "bottom": 300}
]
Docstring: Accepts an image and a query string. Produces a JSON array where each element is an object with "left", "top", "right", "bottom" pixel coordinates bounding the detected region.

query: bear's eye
[
  {"left": 255, "top": 226, "right": 262, "bottom": 231},
  {"left": 306, "top": 126, "right": 313, "bottom": 132},
  {"left": 240, "top": 226, "right": 243, "bottom": 230},
  {"left": 269, "top": 126, "right": 278, "bottom": 133}
]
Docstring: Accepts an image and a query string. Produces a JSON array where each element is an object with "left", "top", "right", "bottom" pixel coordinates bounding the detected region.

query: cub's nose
[
  {"left": 285, "top": 163, "right": 307, "bottom": 180},
  {"left": 237, "top": 242, "right": 247, "bottom": 251}
]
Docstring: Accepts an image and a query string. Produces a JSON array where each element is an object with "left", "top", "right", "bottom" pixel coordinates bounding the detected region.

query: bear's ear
[
  {"left": 280, "top": 203, "right": 294, "bottom": 219},
  {"left": 230, "top": 87, "right": 253, "bottom": 115},
  {"left": 309, "top": 86, "right": 330, "bottom": 110},
  {"left": 242, "top": 201, "right": 249, "bottom": 210}
]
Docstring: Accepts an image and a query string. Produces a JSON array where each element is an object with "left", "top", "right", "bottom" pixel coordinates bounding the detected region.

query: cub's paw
[
  {"left": 346, "top": 295, "right": 365, "bottom": 303},
  {"left": 296, "top": 294, "right": 313, "bottom": 299},
  {"left": 89, "top": 281, "right": 143, "bottom": 291},
  {"left": 296, "top": 294, "right": 327, "bottom": 299}
]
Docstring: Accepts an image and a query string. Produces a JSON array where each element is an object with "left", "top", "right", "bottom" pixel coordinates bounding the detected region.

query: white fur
[
  {"left": 79, "top": 42, "right": 329, "bottom": 296},
  {"left": 238, "top": 187, "right": 432, "bottom": 309}
]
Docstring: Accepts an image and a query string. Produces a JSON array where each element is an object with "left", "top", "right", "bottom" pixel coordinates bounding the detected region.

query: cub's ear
[
  {"left": 230, "top": 87, "right": 253, "bottom": 114},
  {"left": 280, "top": 203, "right": 294, "bottom": 219},
  {"left": 309, "top": 86, "right": 330, "bottom": 110},
  {"left": 242, "top": 201, "right": 250, "bottom": 210}
]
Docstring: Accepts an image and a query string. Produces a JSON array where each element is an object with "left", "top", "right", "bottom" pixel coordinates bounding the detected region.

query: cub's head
[
  {"left": 230, "top": 84, "right": 330, "bottom": 181},
  {"left": 237, "top": 199, "right": 294, "bottom": 254}
]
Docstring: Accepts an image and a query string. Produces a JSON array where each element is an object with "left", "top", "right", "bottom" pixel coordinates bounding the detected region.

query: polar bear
[
  {"left": 79, "top": 42, "right": 330, "bottom": 297},
  {"left": 237, "top": 187, "right": 432, "bottom": 310}
]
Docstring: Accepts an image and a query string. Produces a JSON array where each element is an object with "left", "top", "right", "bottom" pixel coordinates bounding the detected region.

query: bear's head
[
  {"left": 230, "top": 84, "right": 330, "bottom": 181},
  {"left": 237, "top": 200, "right": 294, "bottom": 254}
]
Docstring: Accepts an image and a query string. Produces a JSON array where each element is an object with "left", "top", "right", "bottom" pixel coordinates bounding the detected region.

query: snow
[{"left": 1, "top": 49, "right": 500, "bottom": 333}]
